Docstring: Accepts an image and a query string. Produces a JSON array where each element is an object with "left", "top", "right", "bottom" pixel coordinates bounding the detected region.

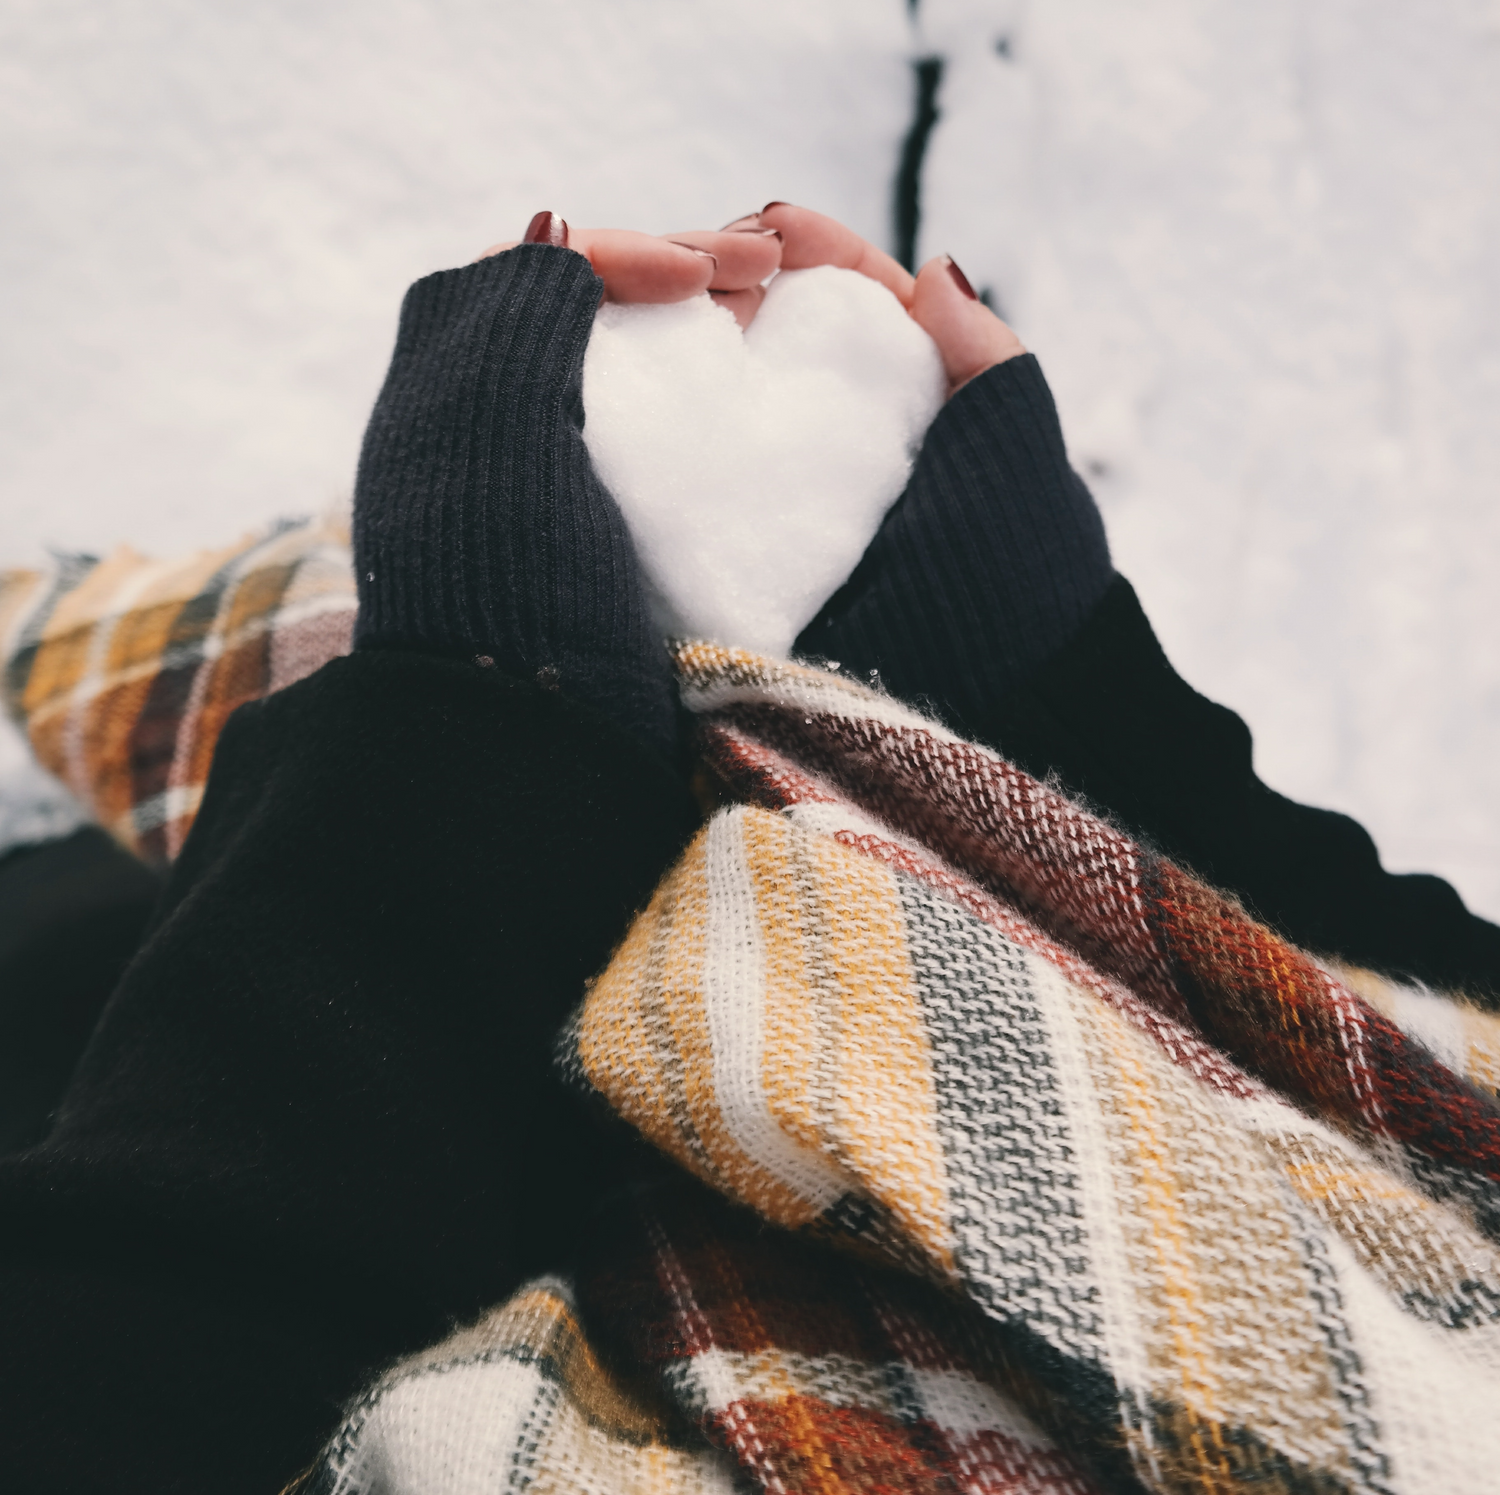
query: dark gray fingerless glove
[
  {"left": 795, "top": 353, "right": 1113, "bottom": 734},
  {"left": 354, "top": 244, "right": 679, "bottom": 765}
]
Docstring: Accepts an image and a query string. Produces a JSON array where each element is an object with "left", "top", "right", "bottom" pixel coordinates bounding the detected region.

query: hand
[
  {"left": 744, "top": 203, "right": 1027, "bottom": 395},
  {"left": 781, "top": 199, "right": 1111, "bottom": 729},
  {"left": 478, "top": 212, "right": 781, "bottom": 329}
]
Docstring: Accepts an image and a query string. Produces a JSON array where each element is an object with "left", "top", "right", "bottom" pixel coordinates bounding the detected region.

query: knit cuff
[
  {"left": 795, "top": 353, "right": 1113, "bottom": 734},
  {"left": 351, "top": 245, "right": 681, "bottom": 767},
  {"left": 353, "top": 246, "right": 606, "bottom": 654}
]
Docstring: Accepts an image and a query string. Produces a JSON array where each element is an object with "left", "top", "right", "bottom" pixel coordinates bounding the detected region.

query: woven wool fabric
[
  {"left": 575, "top": 1174, "right": 1105, "bottom": 1495},
  {"left": 554, "top": 645, "right": 1500, "bottom": 1495},
  {"left": 0, "top": 514, "right": 356, "bottom": 863},
  {"left": 6, "top": 545, "right": 1500, "bottom": 1494},
  {"left": 286, "top": 1275, "right": 743, "bottom": 1495}
]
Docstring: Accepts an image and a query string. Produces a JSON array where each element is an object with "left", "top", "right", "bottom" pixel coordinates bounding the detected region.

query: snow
[
  {"left": 0, "top": 744, "right": 84, "bottom": 856},
  {"left": 583, "top": 267, "right": 945, "bottom": 656},
  {"left": 3, "top": 1, "right": 1498, "bottom": 919}
]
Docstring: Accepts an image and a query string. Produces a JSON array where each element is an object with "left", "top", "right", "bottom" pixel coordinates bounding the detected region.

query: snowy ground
[{"left": 3, "top": 0, "right": 1498, "bottom": 917}]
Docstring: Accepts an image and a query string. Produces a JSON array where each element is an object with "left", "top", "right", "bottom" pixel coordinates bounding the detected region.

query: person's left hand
[{"left": 737, "top": 203, "right": 1027, "bottom": 395}]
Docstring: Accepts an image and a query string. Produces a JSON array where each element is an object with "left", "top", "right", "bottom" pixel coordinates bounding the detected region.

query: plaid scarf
[
  {"left": 0, "top": 516, "right": 356, "bottom": 863},
  {"left": 5, "top": 521, "right": 1500, "bottom": 1495}
]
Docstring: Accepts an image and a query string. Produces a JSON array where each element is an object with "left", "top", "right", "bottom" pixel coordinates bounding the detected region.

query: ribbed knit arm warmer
[
  {"left": 354, "top": 244, "right": 678, "bottom": 765},
  {"left": 794, "top": 353, "right": 1113, "bottom": 734}
]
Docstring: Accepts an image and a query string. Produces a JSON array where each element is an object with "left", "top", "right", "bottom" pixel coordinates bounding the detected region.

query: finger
[
  {"left": 572, "top": 228, "right": 717, "bottom": 302},
  {"left": 910, "top": 255, "right": 1027, "bottom": 393},
  {"left": 757, "top": 202, "right": 916, "bottom": 307},
  {"left": 665, "top": 228, "right": 781, "bottom": 290},
  {"left": 473, "top": 221, "right": 716, "bottom": 303},
  {"left": 478, "top": 208, "right": 568, "bottom": 259},
  {"left": 709, "top": 285, "right": 767, "bottom": 330}
]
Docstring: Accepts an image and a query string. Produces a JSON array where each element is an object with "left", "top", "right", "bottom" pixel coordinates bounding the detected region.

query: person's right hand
[{"left": 478, "top": 212, "right": 782, "bottom": 328}]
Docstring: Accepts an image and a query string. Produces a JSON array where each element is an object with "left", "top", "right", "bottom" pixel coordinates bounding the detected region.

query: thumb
[{"left": 910, "top": 255, "right": 1026, "bottom": 393}]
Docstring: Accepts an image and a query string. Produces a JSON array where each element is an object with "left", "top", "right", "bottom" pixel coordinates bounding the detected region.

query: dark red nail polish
[
  {"left": 523, "top": 211, "right": 568, "bottom": 247},
  {"left": 670, "top": 242, "right": 718, "bottom": 269},
  {"left": 945, "top": 255, "right": 978, "bottom": 300},
  {"left": 720, "top": 212, "right": 760, "bottom": 231},
  {"left": 761, "top": 201, "right": 790, "bottom": 213}
]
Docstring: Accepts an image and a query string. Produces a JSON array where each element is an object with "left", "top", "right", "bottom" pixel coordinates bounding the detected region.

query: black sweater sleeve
[
  {"left": 795, "top": 354, "right": 1114, "bottom": 721},
  {"left": 0, "top": 649, "right": 699, "bottom": 1493},
  {"left": 981, "top": 575, "right": 1500, "bottom": 1003}
]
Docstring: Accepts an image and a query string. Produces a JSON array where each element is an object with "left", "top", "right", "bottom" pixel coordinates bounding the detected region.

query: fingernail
[
  {"left": 670, "top": 242, "right": 718, "bottom": 269},
  {"left": 761, "top": 201, "right": 790, "bottom": 213},
  {"left": 720, "top": 212, "right": 760, "bottom": 231},
  {"left": 945, "top": 255, "right": 978, "bottom": 300},
  {"left": 732, "top": 226, "right": 783, "bottom": 240},
  {"left": 523, "top": 211, "right": 569, "bottom": 247}
]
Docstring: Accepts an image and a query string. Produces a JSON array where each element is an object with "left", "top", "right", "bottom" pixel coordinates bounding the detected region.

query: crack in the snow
[{"left": 892, "top": 53, "right": 944, "bottom": 271}]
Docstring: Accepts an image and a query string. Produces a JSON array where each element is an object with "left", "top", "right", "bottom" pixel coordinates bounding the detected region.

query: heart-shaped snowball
[{"left": 582, "top": 265, "right": 946, "bottom": 657}]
